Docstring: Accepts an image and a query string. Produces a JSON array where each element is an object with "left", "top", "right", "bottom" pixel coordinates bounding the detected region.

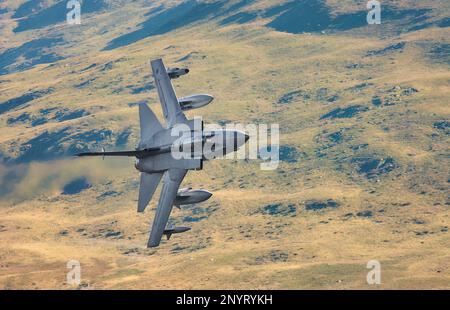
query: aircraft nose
[{"left": 244, "top": 133, "right": 250, "bottom": 142}]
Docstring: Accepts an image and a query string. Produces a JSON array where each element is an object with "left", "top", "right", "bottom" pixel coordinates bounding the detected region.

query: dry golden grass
[{"left": 0, "top": 0, "right": 449, "bottom": 289}]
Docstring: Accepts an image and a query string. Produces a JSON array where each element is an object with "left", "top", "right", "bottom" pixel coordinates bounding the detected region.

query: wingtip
[
  {"left": 147, "top": 235, "right": 161, "bottom": 248},
  {"left": 150, "top": 58, "right": 163, "bottom": 65},
  {"left": 147, "top": 242, "right": 159, "bottom": 248}
]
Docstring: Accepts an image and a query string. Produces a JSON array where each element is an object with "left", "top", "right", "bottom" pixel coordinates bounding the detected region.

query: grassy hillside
[{"left": 0, "top": 0, "right": 449, "bottom": 289}]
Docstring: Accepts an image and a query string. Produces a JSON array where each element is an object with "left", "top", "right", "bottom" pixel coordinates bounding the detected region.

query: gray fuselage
[{"left": 135, "top": 129, "right": 249, "bottom": 174}]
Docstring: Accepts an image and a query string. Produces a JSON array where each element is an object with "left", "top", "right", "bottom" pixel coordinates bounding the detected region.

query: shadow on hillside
[
  {"left": 0, "top": 38, "right": 64, "bottom": 75},
  {"left": 13, "top": 0, "right": 107, "bottom": 32},
  {"left": 266, "top": 0, "right": 431, "bottom": 34},
  {"left": 103, "top": 0, "right": 254, "bottom": 50}
]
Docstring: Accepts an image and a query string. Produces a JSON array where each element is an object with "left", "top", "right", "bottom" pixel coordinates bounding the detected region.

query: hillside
[{"left": 0, "top": 0, "right": 449, "bottom": 289}]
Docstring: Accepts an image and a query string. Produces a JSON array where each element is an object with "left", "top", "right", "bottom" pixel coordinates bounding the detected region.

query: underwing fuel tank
[
  {"left": 178, "top": 94, "right": 214, "bottom": 111},
  {"left": 167, "top": 67, "right": 189, "bottom": 79},
  {"left": 163, "top": 226, "right": 191, "bottom": 240},
  {"left": 174, "top": 188, "right": 212, "bottom": 206}
]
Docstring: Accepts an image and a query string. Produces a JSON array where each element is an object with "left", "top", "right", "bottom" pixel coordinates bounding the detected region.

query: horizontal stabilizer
[{"left": 138, "top": 172, "right": 163, "bottom": 213}]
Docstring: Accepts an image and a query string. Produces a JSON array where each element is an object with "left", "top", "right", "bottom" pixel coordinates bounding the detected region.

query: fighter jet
[{"left": 76, "top": 58, "right": 249, "bottom": 247}]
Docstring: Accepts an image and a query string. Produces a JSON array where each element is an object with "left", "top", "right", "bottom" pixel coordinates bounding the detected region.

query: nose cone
[
  {"left": 202, "top": 190, "right": 213, "bottom": 200},
  {"left": 244, "top": 133, "right": 250, "bottom": 142},
  {"left": 175, "top": 189, "right": 213, "bottom": 205},
  {"left": 174, "top": 226, "right": 191, "bottom": 233},
  {"left": 195, "top": 189, "right": 212, "bottom": 203}
]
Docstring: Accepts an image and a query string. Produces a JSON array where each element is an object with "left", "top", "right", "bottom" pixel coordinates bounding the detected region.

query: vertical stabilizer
[{"left": 139, "top": 102, "right": 163, "bottom": 143}]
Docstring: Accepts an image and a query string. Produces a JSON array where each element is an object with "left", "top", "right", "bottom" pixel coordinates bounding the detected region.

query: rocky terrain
[{"left": 0, "top": 0, "right": 449, "bottom": 289}]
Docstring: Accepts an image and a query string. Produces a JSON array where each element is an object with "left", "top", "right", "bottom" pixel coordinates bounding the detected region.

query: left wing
[
  {"left": 147, "top": 169, "right": 187, "bottom": 247},
  {"left": 151, "top": 58, "right": 187, "bottom": 128}
]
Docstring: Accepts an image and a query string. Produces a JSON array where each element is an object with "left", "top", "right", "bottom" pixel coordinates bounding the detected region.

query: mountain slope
[{"left": 0, "top": 0, "right": 449, "bottom": 289}]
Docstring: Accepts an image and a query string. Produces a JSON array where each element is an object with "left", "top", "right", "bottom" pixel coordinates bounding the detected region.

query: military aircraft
[{"left": 76, "top": 59, "right": 249, "bottom": 247}]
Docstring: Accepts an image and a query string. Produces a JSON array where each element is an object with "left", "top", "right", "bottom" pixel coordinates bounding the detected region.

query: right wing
[
  {"left": 147, "top": 169, "right": 187, "bottom": 247},
  {"left": 151, "top": 58, "right": 187, "bottom": 128}
]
